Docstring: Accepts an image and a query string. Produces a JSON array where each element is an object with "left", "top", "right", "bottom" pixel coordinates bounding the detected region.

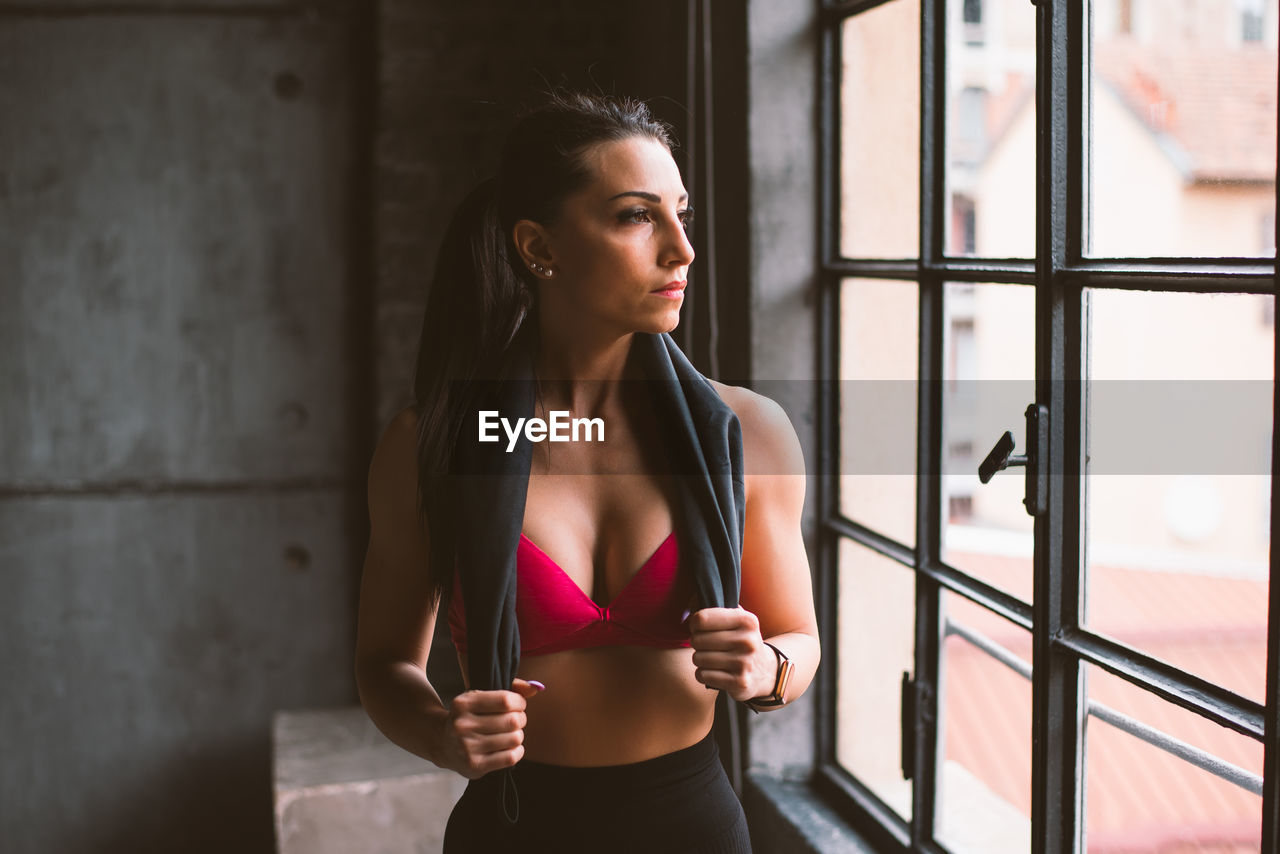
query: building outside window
[
  {"left": 962, "top": 0, "right": 984, "bottom": 45},
  {"left": 820, "top": 0, "right": 1278, "bottom": 851},
  {"left": 1242, "top": 0, "right": 1267, "bottom": 42}
]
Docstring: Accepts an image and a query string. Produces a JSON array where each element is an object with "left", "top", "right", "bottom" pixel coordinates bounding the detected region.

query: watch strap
[{"left": 744, "top": 641, "right": 794, "bottom": 713}]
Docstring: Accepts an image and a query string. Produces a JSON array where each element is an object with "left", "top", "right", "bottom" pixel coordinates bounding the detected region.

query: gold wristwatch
[{"left": 744, "top": 641, "right": 795, "bottom": 713}]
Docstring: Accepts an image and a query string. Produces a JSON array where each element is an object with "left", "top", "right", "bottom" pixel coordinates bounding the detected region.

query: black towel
[{"left": 442, "top": 330, "right": 745, "bottom": 823}]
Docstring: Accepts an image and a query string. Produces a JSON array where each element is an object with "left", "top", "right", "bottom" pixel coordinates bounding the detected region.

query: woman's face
[{"left": 536, "top": 136, "right": 695, "bottom": 336}]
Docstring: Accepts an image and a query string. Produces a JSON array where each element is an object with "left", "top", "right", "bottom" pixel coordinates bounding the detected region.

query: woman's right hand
[{"left": 436, "top": 678, "right": 545, "bottom": 779}]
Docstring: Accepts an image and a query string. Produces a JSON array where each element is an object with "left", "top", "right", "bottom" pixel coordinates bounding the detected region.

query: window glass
[
  {"left": 937, "top": 591, "right": 1031, "bottom": 853},
  {"left": 1084, "top": 665, "right": 1264, "bottom": 851},
  {"left": 840, "top": 278, "right": 919, "bottom": 547},
  {"left": 946, "top": 0, "right": 1037, "bottom": 257},
  {"left": 841, "top": 0, "right": 921, "bottom": 259},
  {"left": 1087, "top": 0, "right": 1278, "bottom": 257},
  {"left": 1084, "top": 288, "right": 1273, "bottom": 703},
  {"left": 942, "top": 282, "right": 1036, "bottom": 603},
  {"left": 836, "top": 538, "right": 916, "bottom": 819}
]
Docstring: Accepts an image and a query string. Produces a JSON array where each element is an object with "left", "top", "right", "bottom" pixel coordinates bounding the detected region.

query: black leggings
[{"left": 443, "top": 731, "right": 752, "bottom": 854}]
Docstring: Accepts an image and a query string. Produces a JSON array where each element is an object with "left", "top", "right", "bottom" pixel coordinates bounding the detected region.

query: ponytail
[
  {"left": 409, "top": 91, "right": 675, "bottom": 605},
  {"left": 412, "top": 177, "right": 534, "bottom": 605}
]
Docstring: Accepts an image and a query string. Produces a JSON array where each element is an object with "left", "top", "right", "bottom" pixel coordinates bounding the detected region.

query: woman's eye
[{"left": 618, "top": 207, "right": 693, "bottom": 228}]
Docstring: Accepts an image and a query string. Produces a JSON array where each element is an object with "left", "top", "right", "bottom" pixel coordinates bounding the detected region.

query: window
[
  {"left": 962, "top": 0, "right": 984, "bottom": 44},
  {"left": 1242, "top": 0, "right": 1266, "bottom": 43},
  {"left": 952, "top": 88, "right": 987, "bottom": 168},
  {"left": 950, "top": 195, "right": 977, "bottom": 256},
  {"left": 818, "top": 1, "right": 1279, "bottom": 851}
]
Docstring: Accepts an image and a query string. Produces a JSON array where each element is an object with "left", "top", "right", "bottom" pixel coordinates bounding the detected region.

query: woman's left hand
[{"left": 687, "top": 607, "right": 778, "bottom": 702}]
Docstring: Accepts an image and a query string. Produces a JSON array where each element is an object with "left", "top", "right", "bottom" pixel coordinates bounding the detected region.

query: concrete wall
[
  {"left": 0, "top": 4, "right": 364, "bottom": 853},
  {"left": 744, "top": 0, "right": 821, "bottom": 785}
]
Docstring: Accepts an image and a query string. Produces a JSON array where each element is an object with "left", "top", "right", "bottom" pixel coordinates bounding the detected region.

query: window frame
[{"left": 813, "top": 1, "right": 1280, "bottom": 851}]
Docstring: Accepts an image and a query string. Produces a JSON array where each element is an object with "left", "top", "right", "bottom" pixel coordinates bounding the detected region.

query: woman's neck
[{"left": 532, "top": 319, "right": 636, "bottom": 415}]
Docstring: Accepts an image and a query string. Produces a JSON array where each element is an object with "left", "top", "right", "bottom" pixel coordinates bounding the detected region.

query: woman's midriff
[{"left": 456, "top": 645, "right": 717, "bottom": 766}]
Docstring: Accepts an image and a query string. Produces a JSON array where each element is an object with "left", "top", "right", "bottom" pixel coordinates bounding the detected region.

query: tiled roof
[
  {"left": 1094, "top": 40, "right": 1278, "bottom": 183},
  {"left": 941, "top": 550, "right": 1267, "bottom": 850}
]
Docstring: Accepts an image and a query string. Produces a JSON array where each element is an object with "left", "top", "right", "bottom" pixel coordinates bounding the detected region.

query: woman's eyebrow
[{"left": 607, "top": 190, "right": 690, "bottom": 203}]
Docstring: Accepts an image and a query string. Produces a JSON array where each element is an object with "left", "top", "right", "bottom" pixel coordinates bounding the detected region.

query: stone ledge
[
  {"left": 273, "top": 706, "right": 467, "bottom": 854},
  {"left": 745, "top": 772, "right": 882, "bottom": 854}
]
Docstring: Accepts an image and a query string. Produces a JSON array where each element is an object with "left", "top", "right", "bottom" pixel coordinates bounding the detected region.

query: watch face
[{"left": 775, "top": 658, "right": 795, "bottom": 702}]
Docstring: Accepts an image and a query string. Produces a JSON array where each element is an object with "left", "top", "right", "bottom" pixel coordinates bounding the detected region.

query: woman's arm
[
  {"left": 688, "top": 387, "right": 820, "bottom": 709},
  {"left": 355, "top": 408, "right": 539, "bottom": 776}
]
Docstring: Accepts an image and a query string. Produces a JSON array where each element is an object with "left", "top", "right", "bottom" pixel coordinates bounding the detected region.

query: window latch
[{"left": 977, "top": 403, "right": 1048, "bottom": 517}]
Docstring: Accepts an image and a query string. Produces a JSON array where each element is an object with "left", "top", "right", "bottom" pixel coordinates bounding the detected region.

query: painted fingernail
[
  {"left": 680, "top": 609, "right": 691, "bottom": 625},
  {"left": 528, "top": 680, "right": 546, "bottom": 692}
]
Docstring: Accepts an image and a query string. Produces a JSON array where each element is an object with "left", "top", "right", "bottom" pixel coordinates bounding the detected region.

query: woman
[{"left": 355, "top": 92, "right": 819, "bottom": 853}]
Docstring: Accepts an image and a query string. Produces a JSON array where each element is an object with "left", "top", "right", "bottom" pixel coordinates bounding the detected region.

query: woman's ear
[{"left": 512, "top": 219, "right": 556, "bottom": 277}]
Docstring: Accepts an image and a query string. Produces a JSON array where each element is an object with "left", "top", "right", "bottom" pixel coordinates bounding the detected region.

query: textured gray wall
[
  {"left": 0, "top": 6, "right": 361, "bottom": 853},
  {"left": 745, "top": 0, "right": 821, "bottom": 780}
]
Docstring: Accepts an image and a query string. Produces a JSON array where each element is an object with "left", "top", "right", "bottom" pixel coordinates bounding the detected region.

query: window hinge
[
  {"left": 900, "top": 672, "right": 915, "bottom": 780},
  {"left": 901, "top": 672, "right": 935, "bottom": 781}
]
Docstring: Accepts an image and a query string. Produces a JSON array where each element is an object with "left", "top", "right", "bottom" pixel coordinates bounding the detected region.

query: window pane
[
  {"left": 945, "top": 0, "right": 1037, "bottom": 257},
  {"left": 1084, "top": 665, "right": 1264, "bottom": 851},
  {"left": 938, "top": 591, "right": 1031, "bottom": 853},
  {"left": 836, "top": 537, "right": 915, "bottom": 819},
  {"left": 840, "top": 278, "right": 918, "bottom": 546},
  {"left": 841, "top": 0, "right": 921, "bottom": 258},
  {"left": 1087, "top": 0, "right": 1278, "bottom": 257},
  {"left": 1084, "top": 289, "right": 1273, "bottom": 703},
  {"left": 941, "top": 282, "right": 1036, "bottom": 603}
]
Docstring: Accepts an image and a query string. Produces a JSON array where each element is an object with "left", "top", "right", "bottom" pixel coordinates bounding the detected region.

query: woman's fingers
[
  {"left": 444, "top": 681, "right": 546, "bottom": 777},
  {"left": 687, "top": 607, "right": 760, "bottom": 650},
  {"left": 461, "top": 728, "right": 525, "bottom": 754},
  {"left": 687, "top": 607, "right": 776, "bottom": 700},
  {"left": 686, "top": 606, "right": 758, "bottom": 634},
  {"left": 691, "top": 651, "right": 749, "bottom": 672},
  {"left": 469, "top": 745, "right": 525, "bottom": 776},
  {"left": 689, "top": 630, "right": 757, "bottom": 652},
  {"left": 510, "top": 678, "right": 547, "bottom": 698},
  {"left": 456, "top": 709, "right": 527, "bottom": 735},
  {"left": 454, "top": 687, "right": 526, "bottom": 715}
]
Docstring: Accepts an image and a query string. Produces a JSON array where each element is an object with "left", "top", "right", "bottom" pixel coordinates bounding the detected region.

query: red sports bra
[{"left": 448, "top": 531, "right": 693, "bottom": 657}]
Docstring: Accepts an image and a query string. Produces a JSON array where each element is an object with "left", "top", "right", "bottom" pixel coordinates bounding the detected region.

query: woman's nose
[{"left": 664, "top": 219, "right": 695, "bottom": 267}]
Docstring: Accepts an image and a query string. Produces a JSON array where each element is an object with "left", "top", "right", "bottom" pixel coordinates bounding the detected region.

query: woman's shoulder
[
  {"left": 706, "top": 380, "right": 805, "bottom": 477},
  {"left": 367, "top": 405, "right": 423, "bottom": 518},
  {"left": 372, "top": 405, "right": 421, "bottom": 467},
  {"left": 383, "top": 404, "right": 422, "bottom": 444}
]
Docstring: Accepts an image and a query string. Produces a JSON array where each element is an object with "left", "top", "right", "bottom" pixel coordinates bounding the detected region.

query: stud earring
[{"left": 530, "top": 263, "right": 554, "bottom": 278}]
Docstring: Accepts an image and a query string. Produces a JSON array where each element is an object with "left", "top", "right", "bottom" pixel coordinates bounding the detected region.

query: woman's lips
[{"left": 653, "top": 281, "right": 686, "bottom": 299}]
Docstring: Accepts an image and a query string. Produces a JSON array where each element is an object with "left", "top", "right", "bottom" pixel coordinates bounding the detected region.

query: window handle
[{"left": 977, "top": 403, "right": 1048, "bottom": 517}]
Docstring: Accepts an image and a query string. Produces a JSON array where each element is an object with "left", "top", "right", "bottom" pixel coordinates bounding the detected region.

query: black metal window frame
[{"left": 813, "top": 1, "right": 1280, "bottom": 852}]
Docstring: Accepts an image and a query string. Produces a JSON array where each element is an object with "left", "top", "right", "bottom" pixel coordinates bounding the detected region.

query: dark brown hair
[{"left": 411, "top": 91, "right": 674, "bottom": 604}]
